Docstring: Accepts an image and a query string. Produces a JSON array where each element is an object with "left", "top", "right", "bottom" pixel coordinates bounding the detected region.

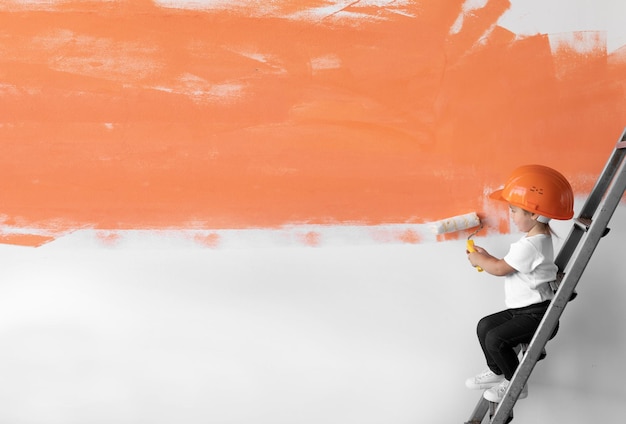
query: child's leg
[
  {"left": 477, "top": 310, "right": 514, "bottom": 375},
  {"left": 481, "top": 312, "right": 545, "bottom": 380}
]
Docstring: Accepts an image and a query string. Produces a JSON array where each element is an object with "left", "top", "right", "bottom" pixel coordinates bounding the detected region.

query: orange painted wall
[{"left": 1, "top": 1, "right": 625, "bottom": 240}]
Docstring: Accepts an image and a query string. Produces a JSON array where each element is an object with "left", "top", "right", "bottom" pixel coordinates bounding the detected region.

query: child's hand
[
  {"left": 466, "top": 245, "right": 487, "bottom": 268},
  {"left": 468, "top": 245, "right": 487, "bottom": 255},
  {"left": 466, "top": 247, "right": 514, "bottom": 276}
]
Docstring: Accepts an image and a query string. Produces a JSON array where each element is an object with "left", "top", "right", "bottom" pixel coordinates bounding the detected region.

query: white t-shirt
[{"left": 503, "top": 234, "right": 557, "bottom": 308}]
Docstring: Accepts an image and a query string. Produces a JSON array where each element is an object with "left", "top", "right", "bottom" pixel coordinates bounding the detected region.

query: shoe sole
[
  {"left": 483, "top": 389, "right": 528, "bottom": 402},
  {"left": 465, "top": 379, "right": 505, "bottom": 390}
]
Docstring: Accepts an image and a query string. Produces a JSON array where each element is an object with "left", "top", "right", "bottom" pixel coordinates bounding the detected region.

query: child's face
[{"left": 509, "top": 204, "right": 537, "bottom": 232}]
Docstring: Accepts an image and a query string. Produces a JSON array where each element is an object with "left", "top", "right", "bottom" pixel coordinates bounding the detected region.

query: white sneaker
[
  {"left": 483, "top": 379, "right": 528, "bottom": 402},
  {"left": 465, "top": 369, "right": 505, "bottom": 389}
]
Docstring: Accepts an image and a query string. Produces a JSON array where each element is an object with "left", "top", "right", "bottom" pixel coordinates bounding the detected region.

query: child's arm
[{"left": 467, "top": 245, "right": 516, "bottom": 276}]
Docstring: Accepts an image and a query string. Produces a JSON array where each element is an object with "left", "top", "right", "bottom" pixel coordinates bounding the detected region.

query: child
[{"left": 465, "top": 164, "right": 574, "bottom": 402}]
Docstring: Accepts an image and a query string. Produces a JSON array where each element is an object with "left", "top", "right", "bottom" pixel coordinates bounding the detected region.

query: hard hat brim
[{"left": 488, "top": 188, "right": 505, "bottom": 201}]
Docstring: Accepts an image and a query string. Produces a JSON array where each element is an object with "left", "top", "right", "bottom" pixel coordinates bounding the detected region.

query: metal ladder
[{"left": 465, "top": 127, "right": 626, "bottom": 424}]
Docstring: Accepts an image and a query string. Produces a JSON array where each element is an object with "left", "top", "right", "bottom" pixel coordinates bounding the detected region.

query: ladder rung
[
  {"left": 573, "top": 218, "right": 611, "bottom": 237},
  {"left": 574, "top": 217, "right": 592, "bottom": 230}
]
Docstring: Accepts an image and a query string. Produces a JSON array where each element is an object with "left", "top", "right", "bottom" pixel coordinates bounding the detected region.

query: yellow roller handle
[{"left": 466, "top": 239, "right": 484, "bottom": 272}]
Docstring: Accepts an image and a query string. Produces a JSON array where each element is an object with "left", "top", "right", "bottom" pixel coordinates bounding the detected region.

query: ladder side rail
[
  {"left": 553, "top": 142, "right": 625, "bottom": 290},
  {"left": 491, "top": 158, "right": 626, "bottom": 424},
  {"left": 577, "top": 131, "right": 626, "bottom": 219},
  {"left": 490, "top": 269, "right": 580, "bottom": 424},
  {"left": 554, "top": 226, "right": 585, "bottom": 272},
  {"left": 553, "top": 137, "right": 625, "bottom": 269},
  {"left": 464, "top": 397, "right": 490, "bottom": 424}
]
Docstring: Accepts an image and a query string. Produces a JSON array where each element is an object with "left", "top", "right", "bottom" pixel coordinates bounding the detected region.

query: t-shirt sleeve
[{"left": 504, "top": 239, "right": 543, "bottom": 274}]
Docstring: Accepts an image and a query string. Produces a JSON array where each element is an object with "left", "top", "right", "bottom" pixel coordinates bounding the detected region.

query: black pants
[{"left": 477, "top": 301, "right": 556, "bottom": 380}]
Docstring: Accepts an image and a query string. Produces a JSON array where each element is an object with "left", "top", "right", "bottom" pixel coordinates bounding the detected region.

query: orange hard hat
[{"left": 489, "top": 165, "right": 574, "bottom": 220}]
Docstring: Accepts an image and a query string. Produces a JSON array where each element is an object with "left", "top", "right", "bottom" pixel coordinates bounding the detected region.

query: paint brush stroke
[
  {"left": 0, "top": 0, "right": 625, "bottom": 245},
  {"left": 0, "top": 233, "right": 56, "bottom": 247}
]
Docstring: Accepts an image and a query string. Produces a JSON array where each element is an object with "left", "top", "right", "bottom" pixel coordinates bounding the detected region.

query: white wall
[
  {"left": 1, "top": 1, "right": 624, "bottom": 422},
  {"left": 0, "top": 203, "right": 624, "bottom": 424}
]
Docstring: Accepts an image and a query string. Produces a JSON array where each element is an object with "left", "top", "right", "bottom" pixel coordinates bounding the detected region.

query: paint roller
[{"left": 430, "top": 212, "right": 484, "bottom": 272}]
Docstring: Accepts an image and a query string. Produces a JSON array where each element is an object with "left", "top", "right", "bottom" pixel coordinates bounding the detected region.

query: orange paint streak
[
  {"left": 194, "top": 232, "right": 221, "bottom": 248},
  {"left": 299, "top": 231, "right": 322, "bottom": 247},
  {"left": 96, "top": 231, "right": 121, "bottom": 246},
  {"left": 399, "top": 229, "right": 421, "bottom": 244},
  {"left": 1, "top": 1, "right": 625, "bottom": 238},
  {"left": 0, "top": 233, "right": 55, "bottom": 247}
]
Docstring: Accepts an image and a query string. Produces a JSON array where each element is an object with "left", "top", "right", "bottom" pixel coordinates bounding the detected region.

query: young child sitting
[{"left": 465, "top": 165, "right": 574, "bottom": 402}]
